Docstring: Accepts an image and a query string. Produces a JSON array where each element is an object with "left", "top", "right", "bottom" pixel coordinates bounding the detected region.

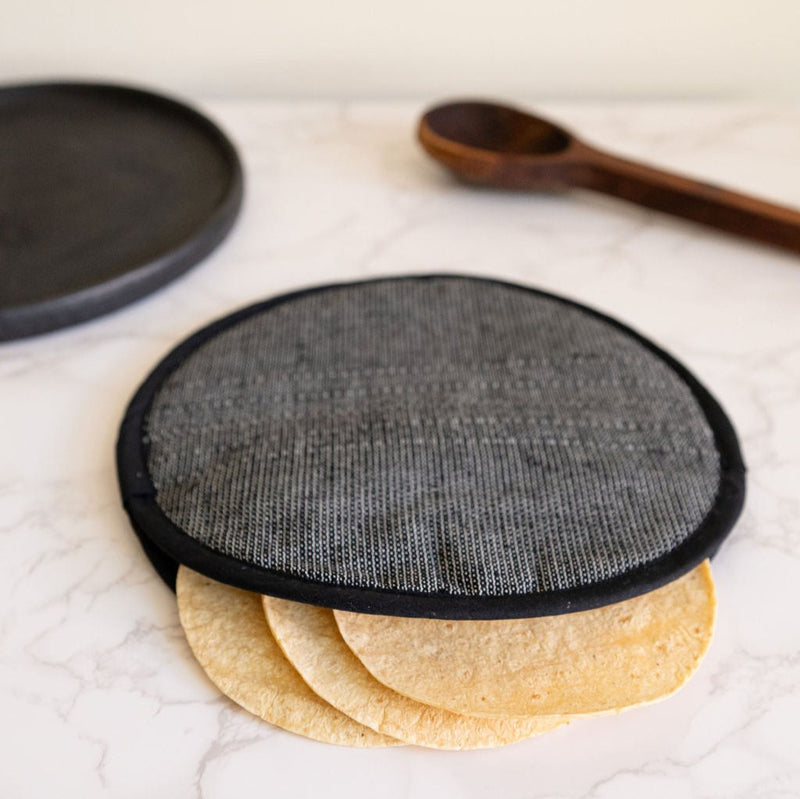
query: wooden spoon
[{"left": 418, "top": 100, "right": 800, "bottom": 254}]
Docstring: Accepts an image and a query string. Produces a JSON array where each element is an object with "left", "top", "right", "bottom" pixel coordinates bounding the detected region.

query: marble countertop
[{"left": 1, "top": 100, "right": 799, "bottom": 798}]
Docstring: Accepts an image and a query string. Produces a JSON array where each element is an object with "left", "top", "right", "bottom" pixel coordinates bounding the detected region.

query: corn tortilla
[
  {"left": 263, "top": 596, "right": 567, "bottom": 749},
  {"left": 176, "top": 566, "right": 398, "bottom": 747},
  {"left": 334, "top": 561, "right": 716, "bottom": 718}
]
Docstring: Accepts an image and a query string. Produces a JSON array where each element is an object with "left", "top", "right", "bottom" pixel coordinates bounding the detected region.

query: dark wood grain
[{"left": 419, "top": 101, "right": 800, "bottom": 254}]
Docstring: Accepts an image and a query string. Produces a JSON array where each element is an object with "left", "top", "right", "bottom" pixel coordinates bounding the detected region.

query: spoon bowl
[
  {"left": 419, "top": 101, "right": 581, "bottom": 190},
  {"left": 423, "top": 101, "right": 572, "bottom": 156}
]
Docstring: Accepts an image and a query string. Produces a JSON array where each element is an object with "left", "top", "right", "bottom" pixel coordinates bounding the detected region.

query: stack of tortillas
[
  {"left": 176, "top": 561, "right": 716, "bottom": 749},
  {"left": 117, "top": 277, "right": 742, "bottom": 750}
]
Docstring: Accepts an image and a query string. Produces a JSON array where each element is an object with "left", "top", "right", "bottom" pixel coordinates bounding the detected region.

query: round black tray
[
  {"left": 0, "top": 82, "right": 243, "bottom": 341},
  {"left": 118, "top": 275, "right": 745, "bottom": 619}
]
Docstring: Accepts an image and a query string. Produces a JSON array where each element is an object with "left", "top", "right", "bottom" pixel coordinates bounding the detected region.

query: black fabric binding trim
[{"left": 116, "top": 274, "right": 746, "bottom": 619}]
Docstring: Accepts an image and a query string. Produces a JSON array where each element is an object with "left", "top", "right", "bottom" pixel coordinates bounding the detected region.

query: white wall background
[{"left": 2, "top": 0, "right": 798, "bottom": 100}]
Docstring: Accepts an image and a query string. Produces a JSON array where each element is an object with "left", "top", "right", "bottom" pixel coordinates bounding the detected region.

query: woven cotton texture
[{"left": 143, "top": 277, "right": 722, "bottom": 597}]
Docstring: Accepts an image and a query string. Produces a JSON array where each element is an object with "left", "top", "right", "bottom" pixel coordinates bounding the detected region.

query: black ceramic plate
[
  {"left": 0, "top": 82, "right": 243, "bottom": 341},
  {"left": 118, "top": 275, "right": 745, "bottom": 619}
]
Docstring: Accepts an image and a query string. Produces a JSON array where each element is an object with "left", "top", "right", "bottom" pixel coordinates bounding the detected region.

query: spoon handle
[{"left": 576, "top": 144, "right": 800, "bottom": 254}]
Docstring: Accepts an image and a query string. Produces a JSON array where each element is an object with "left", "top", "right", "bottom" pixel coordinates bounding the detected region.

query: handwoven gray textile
[{"left": 144, "top": 277, "right": 721, "bottom": 596}]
